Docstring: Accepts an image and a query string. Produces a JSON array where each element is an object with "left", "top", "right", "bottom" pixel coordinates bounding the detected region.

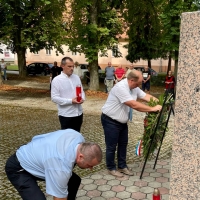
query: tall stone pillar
[{"left": 169, "top": 11, "right": 200, "bottom": 199}]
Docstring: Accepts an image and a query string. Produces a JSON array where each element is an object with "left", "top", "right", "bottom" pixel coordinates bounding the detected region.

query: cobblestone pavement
[{"left": 0, "top": 81, "right": 173, "bottom": 200}]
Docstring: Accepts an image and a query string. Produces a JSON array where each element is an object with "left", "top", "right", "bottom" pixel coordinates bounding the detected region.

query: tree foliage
[
  {"left": 65, "top": 0, "right": 123, "bottom": 90},
  {"left": 0, "top": 0, "right": 67, "bottom": 77},
  {"left": 124, "top": 0, "right": 163, "bottom": 66}
]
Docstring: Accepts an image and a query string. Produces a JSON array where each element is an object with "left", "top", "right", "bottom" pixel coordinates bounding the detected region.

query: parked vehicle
[
  {"left": 26, "top": 62, "right": 53, "bottom": 75},
  {"left": 133, "top": 66, "right": 158, "bottom": 77},
  {"left": 80, "top": 64, "right": 105, "bottom": 79}
]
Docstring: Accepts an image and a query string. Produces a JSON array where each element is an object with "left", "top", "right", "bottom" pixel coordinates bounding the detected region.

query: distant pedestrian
[
  {"left": 165, "top": 70, "right": 176, "bottom": 99},
  {"left": 115, "top": 65, "right": 125, "bottom": 82},
  {"left": 142, "top": 67, "right": 151, "bottom": 93},
  {"left": 73, "top": 61, "right": 83, "bottom": 79},
  {"left": 125, "top": 63, "right": 135, "bottom": 77},
  {"left": 51, "top": 57, "right": 85, "bottom": 132},
  {"left": 50, "top": 61, "right": 62, "bottom": 89},
  {"left": 1, "top": 59, "right": 7, "bottom": 80},
  {"left": 105, "top": 62, "right": 115, "bottom": 93}
]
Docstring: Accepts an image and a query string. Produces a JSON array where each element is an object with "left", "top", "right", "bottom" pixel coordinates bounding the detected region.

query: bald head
[{"left": 127, "top": 70, "right": 142, "bottom": 81}]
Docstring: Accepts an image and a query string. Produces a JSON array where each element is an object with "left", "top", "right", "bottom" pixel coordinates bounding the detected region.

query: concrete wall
[{"left": 169, "top": 11, "right": 200, "bottom": 199}]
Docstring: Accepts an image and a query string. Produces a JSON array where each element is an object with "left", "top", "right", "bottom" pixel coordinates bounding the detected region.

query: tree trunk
[
  {"left": 17, "top": 48, "right": 27, "bottom": 77},
  {"left": 89, "top": 59, "right": 99, "bottom": 90},
  {"left": 147, "top": 60, "right": 151, "bottom": 68},
  {"left": 167, "top": 52, "right": 172, "bottom": 74},
  {"left": 87, "top": 0, "right": 99, "bottom": 91}
]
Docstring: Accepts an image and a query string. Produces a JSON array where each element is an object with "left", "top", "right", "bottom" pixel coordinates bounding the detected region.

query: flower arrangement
[{"left": 141, "top": 93, "right": 173, "bottom": 160}]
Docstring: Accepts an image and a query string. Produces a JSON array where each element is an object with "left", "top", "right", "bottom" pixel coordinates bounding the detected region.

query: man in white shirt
[
  {"left": 101, "top": 70, "right": 162, "bottom": 177},
  {"left": 73, "top": 61, "right": 83, "bottom": 79},
  {"left": 51, "top": 57, "right": 85, "bottom": 132}
]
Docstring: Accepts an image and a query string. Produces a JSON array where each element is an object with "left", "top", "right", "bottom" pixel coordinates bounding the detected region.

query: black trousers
[
  {"left": 59, "top": 114, "right": 83, "bottom": 132},
  {"left": 5, "top": 153, "right": 81, "bottom": 200}
]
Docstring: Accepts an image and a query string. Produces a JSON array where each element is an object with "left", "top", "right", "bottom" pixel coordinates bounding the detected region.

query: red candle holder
[{"left": 76, "top": 85, "right": 82, "bottom": 102}]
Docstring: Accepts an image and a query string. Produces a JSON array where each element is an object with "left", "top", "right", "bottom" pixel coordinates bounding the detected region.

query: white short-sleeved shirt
[
  {"left": 102, "top": 78, "right": 146, "bottom": 123},
  {"left": 16, "top": 129, "right": 85, "bottom": 198}
]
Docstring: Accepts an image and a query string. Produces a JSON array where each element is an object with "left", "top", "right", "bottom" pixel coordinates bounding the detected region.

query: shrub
[{"left": 151, "top": 74, "right": 166, "bottom": 86}]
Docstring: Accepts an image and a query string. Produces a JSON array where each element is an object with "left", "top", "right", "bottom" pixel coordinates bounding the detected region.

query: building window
[
  {"left": 46, "top": 49, "right": 51, "bottom": 55},
  {"left": 72, "top": 51, "right": 77, "bottom": 55}
]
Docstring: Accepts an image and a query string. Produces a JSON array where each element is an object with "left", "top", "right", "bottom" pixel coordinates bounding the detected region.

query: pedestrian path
[{"left": 47, "top": 160, "right": 170, "bottom": 200}]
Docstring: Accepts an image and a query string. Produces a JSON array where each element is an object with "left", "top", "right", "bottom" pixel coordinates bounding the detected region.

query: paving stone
[
  {"left": 161, "top": 194, "right": 169, "bottom": 200},
  {"left": 143, "top": 167, "right": 155, "bottom": 173},
  {"left": 82, "top": 178, "right": 94, "bottom": 185},
  {"left": 150, "top": 172, "right": 162, "bottom": 178},
  {"left": 156, "top": 168, "right": 169, "bottom": 174},
  {"left": 107, "top": 179, "right": 120, "bottom": 186},
  {"left": 158, "top": 187, "right": 170, "bottom": 195},
  {"left": 163, "top": 173, "right": 171, "bottom": 178},
  {"left": 97, "top": 185, "right": 111, "bottom": 192},
  {"left": 131, "top": 192, "right": 146, "bottom": 199},
  {"left": 83, "top": 184, "right": 97, "bottom": 191},
  {"left": 156, "top": 177, "right": 169, "bottom": 183},
  {"left": 91, "top": 197, "right": 106, "bottom": 200},
  {"left": 91, "top": 174, "right": 103, "bottom": 180},
  {"left": 116, "top": 191, "right": 131, "bottom": 199},
  {"left": 129, "top": 176, "right": 141, "bottom": 182},
  {"left": 154, "top": 164, "right": 162, "bottom": 169},
  {"left": 79, "top": 183, "right": 84, "bottom": 189},
  {"left": 140, "top": 186, "right": 154, "bottom": 194},
  {"left": 121, "top": 180, "right": 134, "bottom": 186},
  {"left": 134, "top": 180, "right": 148, "bottom": 187},
  {"left": 157, "top": 161, "right": 168, "bottom": 165},
  {"left": 148, "top": 181, "right": 162, "bottom": 188},
  {"left": 101, "top": 191, "right": 116, "bottom": 198},
  {"left": 142, "top": 176, "right": 155, "bottom": 182},
  {"left": 103, "top": 175, "right": 116, "bottom": 180},
  {"left": 164, "top": 164, "right": 171, "bottom": 170},
  {"left": 126, "top": 185, "right": 140, "bottom": 193},
  {"left": 128, "top": 163, "right": 140, "bottom": 168},
  {"left": 76, "top": 197, "right": 90, "bottom": 200},
  {"left": 108, "top": 197, "right": 120, "bottom": 200},
  {"left": 94, "top": 179, "right": 107, "bottom": 186},
  {"left": 77, "top": 189, "right": 87, "bottom": 197},
  {"left": 162, "top": 182, "right": 170, "bottom": 189},
  {"left": 87, "top": 190, "right": 101, "bottom": 198},
  {"left": 116, "top": 175, "right": 129, "bottom": 181},
  {"left": 112, "top": 185, "right": 125, "bottom": 192},
  {"left": 136, "top": 172, "right": 149, "bottom": 177}
]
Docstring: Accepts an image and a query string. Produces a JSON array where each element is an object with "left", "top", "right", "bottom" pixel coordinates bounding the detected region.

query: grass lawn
[{"left": 7, "top": 65, "right": 18, "bottom": 70}]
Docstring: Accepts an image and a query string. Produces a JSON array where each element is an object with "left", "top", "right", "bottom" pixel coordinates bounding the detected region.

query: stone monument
[{"left": 169, "top": 11, "right": 200, "bottom": 199}]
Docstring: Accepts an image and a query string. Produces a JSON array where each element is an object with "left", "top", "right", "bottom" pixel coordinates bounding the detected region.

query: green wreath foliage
[{"left": 142, "top": 94, "right": 173, "bottom": 160}]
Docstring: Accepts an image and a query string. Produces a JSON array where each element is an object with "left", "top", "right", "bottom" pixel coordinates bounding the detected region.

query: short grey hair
[
  {"left": 61, "top": 57, "right": 73, "bottom": 65},
  {"left": 127, "top": 71, "right": 140, "bottom": 81},
  {"left": 79, "top": 142, "right": 102, "bottom": 163}
]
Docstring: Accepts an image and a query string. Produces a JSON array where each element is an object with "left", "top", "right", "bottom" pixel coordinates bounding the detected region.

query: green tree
[
  {"left": 65, "top": 0, "right": 123, "bottom": 90},
  {"left": 160, "top": 0, "right": 197, "bottom": 75},
  {"left": 0, "top": 0, "right": 67, "bottom": 77},
  {"left": 124, "top": 0, "right": 162, "bottom": 68}
]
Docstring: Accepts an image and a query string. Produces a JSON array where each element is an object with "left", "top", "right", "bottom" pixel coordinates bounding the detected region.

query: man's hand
[
  {"left": 151, "top": 105, "right": 162, "bottom": 112},
  {"left": 72, "top": 97, "right": 84, "bottom": 104}
]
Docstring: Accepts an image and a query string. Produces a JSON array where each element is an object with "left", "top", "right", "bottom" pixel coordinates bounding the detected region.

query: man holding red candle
[{"left": 51, "top": 57, "right": 85, "bottom": 132}]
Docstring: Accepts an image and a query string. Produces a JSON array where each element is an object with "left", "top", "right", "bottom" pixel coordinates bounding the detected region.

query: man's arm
[
  {"left": 53, "top": 197, "right": 67, "bottom": 200},
  {"left": 124, "top": 100, "right": 161, "bottom": 112},
  {"left": 140, "top": 93, "right": 158, "bottom": 102}
]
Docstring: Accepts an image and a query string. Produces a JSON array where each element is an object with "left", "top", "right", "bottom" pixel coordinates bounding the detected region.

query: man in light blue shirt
[{"left": 5, "top": 129, "right": 102, "bottom": 200}]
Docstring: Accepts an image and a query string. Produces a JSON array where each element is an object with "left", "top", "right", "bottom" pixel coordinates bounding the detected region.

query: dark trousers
[
  {"left": 101, "top": 113, "right": 128, "bottom": 170},
  {"left": 59, "top": 114, "right": 83, "bottom": 132},
  {"left": 5, "top": 153, "right": 81, "bottom": 200}
]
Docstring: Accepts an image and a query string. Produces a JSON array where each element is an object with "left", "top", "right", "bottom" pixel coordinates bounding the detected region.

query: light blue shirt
[{"left": 16, "top": 129, "right": 85, "bottom": 198}]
